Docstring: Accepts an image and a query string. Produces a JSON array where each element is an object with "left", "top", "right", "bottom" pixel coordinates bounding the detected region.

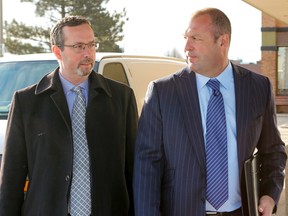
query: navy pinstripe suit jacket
[{"left": 133, "top": 64, "right": 287, "bottom": 216}]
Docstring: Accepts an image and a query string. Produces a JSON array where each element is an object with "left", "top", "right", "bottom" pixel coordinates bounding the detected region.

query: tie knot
[
  {"left": 207, "top": 79, "right": 220, "bottom": 91},
  {"left": 207, "top": 79, "right": 221, "bottom": 96},
  {"left": 72, "top": 86, "right": 82, "bottom": 95}
]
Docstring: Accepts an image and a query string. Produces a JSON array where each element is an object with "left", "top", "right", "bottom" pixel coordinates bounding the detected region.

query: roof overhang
[{"left": 243, "top": 0, "right": 288, "bottom": 24}]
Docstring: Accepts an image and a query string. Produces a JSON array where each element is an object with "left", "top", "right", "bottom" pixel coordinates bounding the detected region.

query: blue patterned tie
[
  {"left": 206, "top": 79, "right": 228, "bottom": 210},
  {"left": 70, "top": 86, "right": 91, "bottom": 215}
]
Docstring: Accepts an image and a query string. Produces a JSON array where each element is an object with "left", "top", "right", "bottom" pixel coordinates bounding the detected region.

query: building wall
[{"left": 262, "top": 13, "right": 288, "bottom": 112}]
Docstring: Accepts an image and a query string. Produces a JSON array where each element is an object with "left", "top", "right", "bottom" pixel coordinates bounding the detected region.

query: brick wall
[
  {"left": 262, "top": 13, "right": 288, "bottom": 112},
  {"left": 261, "top": 51, "right": 277, "bottom": 95}
]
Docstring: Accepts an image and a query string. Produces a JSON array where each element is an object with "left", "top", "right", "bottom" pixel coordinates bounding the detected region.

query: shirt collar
[
  {"left": 196, "top": 61, "right": 233, "bottom": 90},
  {"left": 59, "top": 72, "right": 89, "bottom": 95}
]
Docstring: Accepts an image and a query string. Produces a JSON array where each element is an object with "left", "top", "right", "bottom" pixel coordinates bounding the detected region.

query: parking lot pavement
[{"left": 276, "top": 114, "right": 287, "bottom": 216}]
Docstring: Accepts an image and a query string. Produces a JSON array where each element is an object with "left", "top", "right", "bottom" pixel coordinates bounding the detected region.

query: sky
[{"left": 2, "top": 0, "right": 262, "bottom": 63}]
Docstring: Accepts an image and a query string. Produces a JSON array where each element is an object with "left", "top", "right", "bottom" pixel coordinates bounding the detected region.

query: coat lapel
[
  {"left": 233, "top": 64, "right": 252, "bottom": 166},
  {"left": 35, "top": 68, "right": 71, "bottom": 129},
  {"left": 173, "top": 67, "right": 206, "bottom": 173}
]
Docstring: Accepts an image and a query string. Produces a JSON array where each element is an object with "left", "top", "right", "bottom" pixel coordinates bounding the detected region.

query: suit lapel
[
  {"left": 174, "top": 67, "right": 206, "bottom": 173},
  {"left": 173, "top": 64, "right": 253, "bottom": 176},
  {"left": 233, "top": 64, "right": 252, "bottom": 165}
]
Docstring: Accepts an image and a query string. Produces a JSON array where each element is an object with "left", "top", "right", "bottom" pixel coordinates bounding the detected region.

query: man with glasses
[{"left": 0, "top": 16, "right": 138, "bottom": 216}]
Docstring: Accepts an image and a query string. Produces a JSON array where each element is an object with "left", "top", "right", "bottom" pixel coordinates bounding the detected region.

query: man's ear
[
  {"left": 219, "top": 34, "right": 229, "bottom": 47},
  {"left": 51, "top": 45, "right": 62, "bottom": 60}
]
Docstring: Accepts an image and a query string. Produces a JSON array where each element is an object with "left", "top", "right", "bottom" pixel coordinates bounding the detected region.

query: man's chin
[
  {"left": 188, "top": 62, "right": 195, "bottom": 71},
  {"left": 76, "top": 68, "right": 92, "bottom": 77}
]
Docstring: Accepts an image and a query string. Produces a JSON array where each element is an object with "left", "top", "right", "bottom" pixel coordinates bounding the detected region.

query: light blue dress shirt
[
  {"left": 59, "top": 73, "right": 89, "bottom": 116},
  {"left": 195, "top": 62, "right": 242, "bottom": 212}
]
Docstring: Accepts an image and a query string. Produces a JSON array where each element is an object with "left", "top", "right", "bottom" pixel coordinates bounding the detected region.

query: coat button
[{"left": 65, "top": 175, "right": 70, "bottom": 181}]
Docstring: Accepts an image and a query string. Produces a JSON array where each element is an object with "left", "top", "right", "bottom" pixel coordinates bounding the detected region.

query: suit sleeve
[
  {"left": 0, "top": 92, "right": 27, "bottom": 215},
  {"left": 133, "top": 81, "right": 164, "bottom": 216},
  {"left": 257, "top": 78, "right": 287, "bottom": 207}
]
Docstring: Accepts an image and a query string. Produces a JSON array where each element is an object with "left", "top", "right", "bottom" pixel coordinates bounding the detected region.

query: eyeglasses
[{"left": 59, "top": 42, "right": 99, "bottom": 53}]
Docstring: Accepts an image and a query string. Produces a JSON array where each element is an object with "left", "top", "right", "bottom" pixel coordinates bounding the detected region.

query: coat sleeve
[
  {"left": 257, "top": 78, "right": 287, "bottom": 208},
  {"left": 0, "top": 92, "right": 27, "bottom": 215},
  {"left": 133, "top": 81, "right": 164, "bottom": 216}
]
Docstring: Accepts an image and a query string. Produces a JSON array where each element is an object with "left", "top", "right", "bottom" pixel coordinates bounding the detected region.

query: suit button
[{"left": 65, "top": 175, "right": 70, "bottom": 181}]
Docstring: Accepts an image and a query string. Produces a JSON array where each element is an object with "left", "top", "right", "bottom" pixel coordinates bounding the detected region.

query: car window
[
  {"left": 0, "top": 60, "right": 58, "bottom": 118},
  {"left": 102, "top": 62, "right": 129, "bottom": 85}
]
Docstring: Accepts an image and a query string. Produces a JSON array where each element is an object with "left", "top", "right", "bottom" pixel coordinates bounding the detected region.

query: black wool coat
[{"left": 0, "top": 68, "right": 138, "bottom": 215}]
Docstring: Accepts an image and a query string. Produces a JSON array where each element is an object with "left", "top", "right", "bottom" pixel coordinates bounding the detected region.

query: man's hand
[{"left": 258, "top": 195, "right": 275, "bottom": 216}]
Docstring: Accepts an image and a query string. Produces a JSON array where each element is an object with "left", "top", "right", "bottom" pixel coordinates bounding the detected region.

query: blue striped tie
[{"left": 206, "top": 79, "right": 228, "bottom": 210}]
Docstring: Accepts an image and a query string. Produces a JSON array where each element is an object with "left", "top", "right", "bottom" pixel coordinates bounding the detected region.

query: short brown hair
[
  {"left": 191, "top": 8, "right": 231, "bottom": 42},
  {"left": 50, "top": 16, "right": 93, "bottom": 48}
]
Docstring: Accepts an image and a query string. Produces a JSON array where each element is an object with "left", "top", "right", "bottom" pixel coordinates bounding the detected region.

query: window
[
  {"left": 102, "top": 62, "right": 129, "bottom": 86},
  {"left": 277, "top": 47, "right": 288, "bottom": 95},
  {"left": 0, "top": 60, "right": 58, "bottom": 118}
]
